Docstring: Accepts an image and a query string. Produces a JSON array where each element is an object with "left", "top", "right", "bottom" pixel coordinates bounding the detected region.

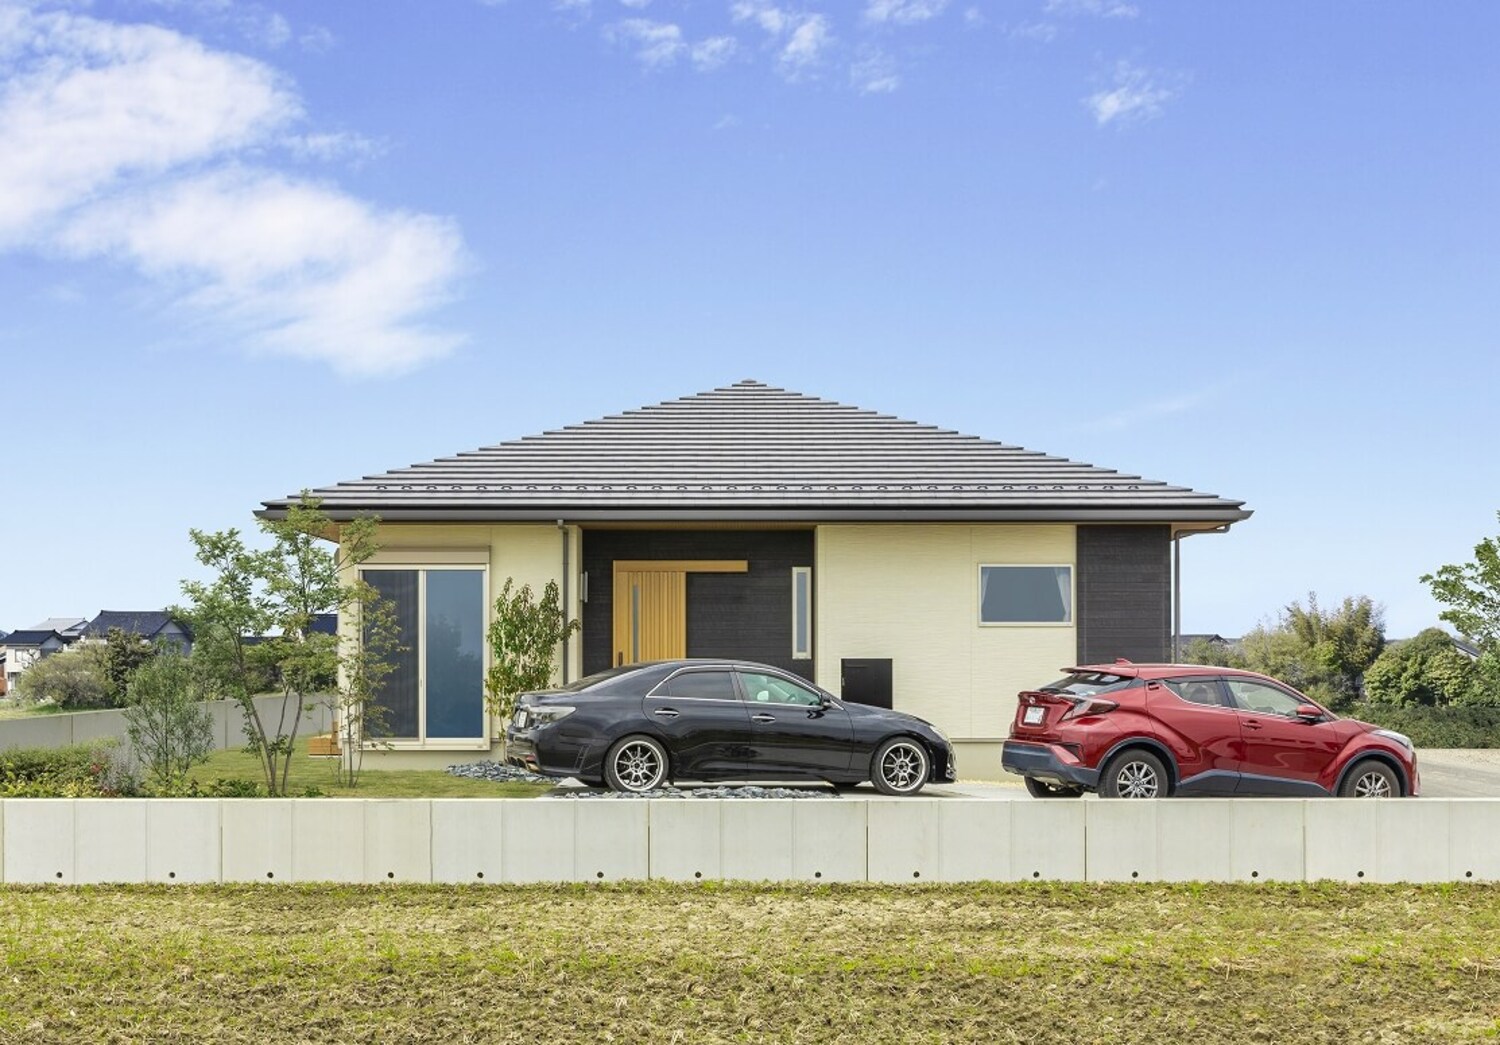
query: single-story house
[
  {"left": 81, "top": 610, "right": 193, "bottom": 653},
  {"left": 258, "top": 380, "right": 1250, "bottom": 778}
]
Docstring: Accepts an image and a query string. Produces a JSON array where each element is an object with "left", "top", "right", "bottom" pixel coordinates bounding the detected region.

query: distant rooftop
[
  {"left": 83, "top": 611, "right": 190, "bottom": 640},
  {"left": 260, "top": 380, "right": 1250, "bottom": 526}
]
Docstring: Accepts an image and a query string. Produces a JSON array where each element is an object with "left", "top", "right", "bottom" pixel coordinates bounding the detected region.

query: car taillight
[{"left": 1060, "top": 698, "right": 1118, "bottom": 722}]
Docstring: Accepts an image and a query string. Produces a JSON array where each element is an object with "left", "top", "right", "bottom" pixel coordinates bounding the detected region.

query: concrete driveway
[
  {"left": 933, "top": 749, "right": 1500, "bottom": 799},
  {"left": 1413, "top": 749, "right": 1500, "bottom": 797}
]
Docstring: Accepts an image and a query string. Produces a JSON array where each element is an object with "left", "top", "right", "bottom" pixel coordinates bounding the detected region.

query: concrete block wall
[
  {"left": 0, "top": 697, "right": 335, "bottom": 765},
  {"left": 3, "top": 797, "right": 1500, "bottom": 885}
]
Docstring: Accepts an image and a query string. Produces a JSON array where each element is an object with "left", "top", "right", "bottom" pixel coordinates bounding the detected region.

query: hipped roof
[{"left": 260, "top": 380, "right": 1250, "bottom": 526}]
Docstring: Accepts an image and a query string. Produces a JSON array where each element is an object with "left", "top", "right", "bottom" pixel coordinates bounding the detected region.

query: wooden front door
[{"left": 611, "top": 560, "right": 748, "bottom": 667}]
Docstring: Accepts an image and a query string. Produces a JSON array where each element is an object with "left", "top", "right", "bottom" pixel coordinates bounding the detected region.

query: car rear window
[
  {"left": 1037, "top": 672, "right": 1136, "bottom": 697},
  {"left": 557, "top": 664, "right": 674, "bottom": 694}
]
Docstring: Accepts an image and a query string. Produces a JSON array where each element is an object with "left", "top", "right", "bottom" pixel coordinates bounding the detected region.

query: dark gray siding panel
[
  {"left": 1076, "top": 525, "right": 1171, "bottom": 664},
  {"left": 581, "top": 530, "right": 814, "bottom": 678}
]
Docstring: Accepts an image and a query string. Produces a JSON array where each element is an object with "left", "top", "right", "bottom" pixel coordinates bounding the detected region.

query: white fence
[
  {"left": 2, "top": 797, "right": 1498, "bottom": 885},
  {"left": 0, "top": 697, "right": 333, "bottom": 761}
]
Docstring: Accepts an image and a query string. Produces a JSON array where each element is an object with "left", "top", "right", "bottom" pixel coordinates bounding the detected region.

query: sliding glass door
[{"left": 363, "top": 567, "right": 486, "bottom": 743}]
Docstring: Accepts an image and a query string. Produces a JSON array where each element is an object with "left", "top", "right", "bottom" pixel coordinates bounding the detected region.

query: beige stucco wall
[
  {"left": 342, "top": 522, "right": 581, "bottom": 760},
  {"left": 814, "top": 523, "right": 1077, "bottom": 759}
]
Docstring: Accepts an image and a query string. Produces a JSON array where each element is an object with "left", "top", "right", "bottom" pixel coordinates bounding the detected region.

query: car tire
[
  {"left": 871, "top": 737, "right": 930, "bottom": 796},
  {"left": 1339, "top": 759, "right": 1401, "bottom": 798},
  {"left": 1024, "top": 777, "right": 1083, "bottom": 799},
  {"left": 604, "top": 735, "right": 670, "bottom": 793},
  {"left": 1099, "top": 749, "right": 1171, "bottom": 799}
]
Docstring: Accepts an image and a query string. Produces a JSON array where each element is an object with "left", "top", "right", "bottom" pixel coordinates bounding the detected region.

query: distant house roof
[
  {"left": 3, "top": 630, "right": 64, "bottom": 647},
  {"left": 83, "top": 611, "right": 191, "bottom": 641},
  {"left": 1452, "top": 637, "right": 1481, "bottom": 660},
  {"left": 242, "top": 613, "right": 337, "bottom": 646},
  {"left": 1180, "top": 633, "right": 1232, "bottom": 645},
  {"left": 259, "top": 380, "right": 1251, "bottom": 527},
  {"left": 29, "top": 617, "right": 87, "bottom": 637}
]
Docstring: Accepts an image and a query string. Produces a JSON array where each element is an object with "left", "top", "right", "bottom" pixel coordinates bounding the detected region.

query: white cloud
[
  {"left": 606, "top": 18, "right": 685, "bottom": 67},
  {"left": 0, "top": 4, "right": 468, "bottom": 376},
  {"left": 1009, "top": 20, "right": 1058, "bottom": 42},
  {"left": 1087, "top": 60, "right": 1176, "bottom": 126},
  {"left": 729, "top": 3, "right": 831, "bottom": 78},
  {"left": 0, "top": 8, "right": 299, "bottom": 241},
  {"left": 618, "top": 0, "right": 652, "bottom": 7},
  {"left": 730, "top": 1, "right": 790, "bottom": 36},
  {"left": 605, "top": 20, "right": 737, "bottom": 71},
  {"left": 850, "top": 48, "right": 899, "bottom": 93},
  {"left": 778, "top": 13, "right": 831, "bottom": 75},
  {"left": 1045, "top": 0, "right": 1138, "bottom": 19},
  {"left": 864, "top": 0, "right": 948, "bottom": 25},
  {"left": 691, "top": 35, "right": 738, "bottom": 71},
  {"left": 284, "top": 130, "right": 386, "bottom": 164},
  {"left": 61, "top": 170, "right": 467, "bottom": 377}
]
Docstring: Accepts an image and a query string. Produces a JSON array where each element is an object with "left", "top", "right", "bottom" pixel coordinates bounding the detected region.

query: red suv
[{"left": 1001, "top": 662, "right": 1418, "bottom": 799}]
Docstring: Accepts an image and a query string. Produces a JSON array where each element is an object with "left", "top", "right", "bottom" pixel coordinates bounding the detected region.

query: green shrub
[
  {"left": 0, "top": 741, "right": 116, "bottom": 783},
  {"left": 0, "top": 740, "right": 137, "bottom": 796},
  {"left": 1348, "top": 702, "right": 1500, "bottom": 748},
  {"left": 14, "top": 645, "right": 112, "bottom": 709},
  {"left": 124, "top": 649, "right": 215, "bottom": 791}
]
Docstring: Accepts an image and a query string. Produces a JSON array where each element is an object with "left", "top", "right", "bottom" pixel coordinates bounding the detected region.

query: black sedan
[{"left": 504, "top": 660, "right": 957, "bottom": 795}]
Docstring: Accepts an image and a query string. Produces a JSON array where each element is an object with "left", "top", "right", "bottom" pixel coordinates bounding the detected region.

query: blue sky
[{"left": 0, "top": 0, "right": 1495, "bottom": 640}]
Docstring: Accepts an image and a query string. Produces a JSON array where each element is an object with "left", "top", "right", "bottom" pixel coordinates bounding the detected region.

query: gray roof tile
[{"left": 260, "top": 380, "right": 1250, "bottom": 524}]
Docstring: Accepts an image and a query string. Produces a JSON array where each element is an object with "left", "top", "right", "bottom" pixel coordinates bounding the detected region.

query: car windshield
[{"left": 1037, "top": 672, "right": 1135, "bottom": 697}]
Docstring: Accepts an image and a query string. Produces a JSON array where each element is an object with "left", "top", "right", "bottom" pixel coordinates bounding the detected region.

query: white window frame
[
  {"left": 359, "top": 560, "right": 491, "bottom": 751},
  {"left": 791, "top": 566, "right": 813, "bottom": 660},
  {"left": 977, "top": 563, "right": 1075, "bottom": 627}
]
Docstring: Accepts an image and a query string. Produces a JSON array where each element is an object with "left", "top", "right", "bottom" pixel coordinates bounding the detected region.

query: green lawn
[
  {"left": 0, "top": 882, "right": 1496, "bottom": 1043},
  {"left": 187, "top": 738, "right": 553, "bottom": 798},
  {"left": 0, "top": 702, "right": 68, "bottom": 720}
]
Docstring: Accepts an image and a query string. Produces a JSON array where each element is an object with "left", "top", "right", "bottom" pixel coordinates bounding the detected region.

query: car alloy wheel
[
  {"left": 872, "top": 738, "right": 929, "bottom": 796},
  {"left": 606, "top": 735, "right": 668, "bottom": 792},
  {"left": 1101, "top": 750, "right": 1170, "bottom": 799},
  {"left": 1340, "top": 760, "right": 1400, "bottom": 798}
]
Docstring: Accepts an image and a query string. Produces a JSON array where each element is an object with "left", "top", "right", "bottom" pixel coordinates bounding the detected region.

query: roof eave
[{"left": 256, "top": 503, "right": 1252, "bottom": 525}]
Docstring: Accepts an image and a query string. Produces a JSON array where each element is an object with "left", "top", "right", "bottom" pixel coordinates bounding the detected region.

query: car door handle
[
  {"left": 652, "top": 708, "right": 680, "bottom": 719},
  {"left": 1243, "top": 719, "right": 1263, "bottom": 730},
  {"left": 750, "top": 713, "right": 776, "bottom": 723}
]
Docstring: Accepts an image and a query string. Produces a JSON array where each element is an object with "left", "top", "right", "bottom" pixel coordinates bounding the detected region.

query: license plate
[{"left": 1023, "top": 706, "right": 1045, "bottom": 726}]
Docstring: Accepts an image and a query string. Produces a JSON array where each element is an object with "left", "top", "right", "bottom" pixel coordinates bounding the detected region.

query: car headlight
[{"left": 1372, "top": 728, "right": 1413, "bottom": 752}]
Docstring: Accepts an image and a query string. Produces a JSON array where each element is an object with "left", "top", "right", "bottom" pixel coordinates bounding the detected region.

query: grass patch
[
  {"left": 0, "top": 702, "right": 71, "bottom": 720},
  {"left": 0, "top": 882, "right": 1496, "bottom": 1042},
  {"left": 187, "top": 739, "right": 552, "bottom": 798}
]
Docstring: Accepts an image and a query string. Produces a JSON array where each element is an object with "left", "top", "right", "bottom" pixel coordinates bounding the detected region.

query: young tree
[
  {"left": 103, "top": 627, "right": 157, "bottom": 706},
  {"left": 1283, "top": 593, "right": 1385, "bottom": 705},
  {"left": 1363, "top": 629, "right": 1479, "bottom": 707},
  {"left": 1206, "top": 593, "right": 1385, "bottom": 710},
  {"left": 484, "top": 578, "right": 581, "bottom": 728},
  {"left": 1423, "top": 512, "right": 1500, "bottom": 651},
  {"left": 327, "top": 591, "right": 402, "bottom": 789},
  {"left": 179, "top": 497, "right": 382, "bottom": 796},
  {"left": 123, "top": 647, "right": 215, "bottom": 792}
]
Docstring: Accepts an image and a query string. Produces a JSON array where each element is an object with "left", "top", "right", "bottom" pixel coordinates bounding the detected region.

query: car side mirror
[{"left": 1294, "top": 704, "right": 1322, "bottom": 722}]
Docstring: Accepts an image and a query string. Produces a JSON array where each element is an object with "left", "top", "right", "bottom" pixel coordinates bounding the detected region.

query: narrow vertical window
[{"left": 792, "top": 566, "right": 812, "bottom": 659}]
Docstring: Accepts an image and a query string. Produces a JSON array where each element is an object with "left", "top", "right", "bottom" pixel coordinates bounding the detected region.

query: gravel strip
[
  {"left": 547, "top": 784, "right": 838, "bottom": 800},
  {"left": 445, "top": 761, "right": 551, "bottom": 784}
]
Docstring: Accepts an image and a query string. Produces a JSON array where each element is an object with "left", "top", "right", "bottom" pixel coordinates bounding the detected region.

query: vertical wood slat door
[{"left": 612, "top": 570, "right": 686, "bottom": 666}]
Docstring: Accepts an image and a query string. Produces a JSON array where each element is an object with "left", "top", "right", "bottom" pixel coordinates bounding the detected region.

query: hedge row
[{"left": 1348, "top": 703, "right": 1500, "bottom": 749}]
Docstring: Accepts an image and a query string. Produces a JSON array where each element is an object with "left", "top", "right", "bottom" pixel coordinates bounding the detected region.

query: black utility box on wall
[{"left": 840, "top": 658, "right": 893, "bottom": 709}]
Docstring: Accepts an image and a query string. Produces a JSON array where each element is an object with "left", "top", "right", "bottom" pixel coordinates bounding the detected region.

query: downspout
[
  {"left": 1172, "top": 531, "right": 1182, "bottom": 662},
  {"left": 1172, "top": 524, "right": 1232, "bottom": 663},
  {"left": 558, "top": 519, "right": 569, "bottom": 685}
]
